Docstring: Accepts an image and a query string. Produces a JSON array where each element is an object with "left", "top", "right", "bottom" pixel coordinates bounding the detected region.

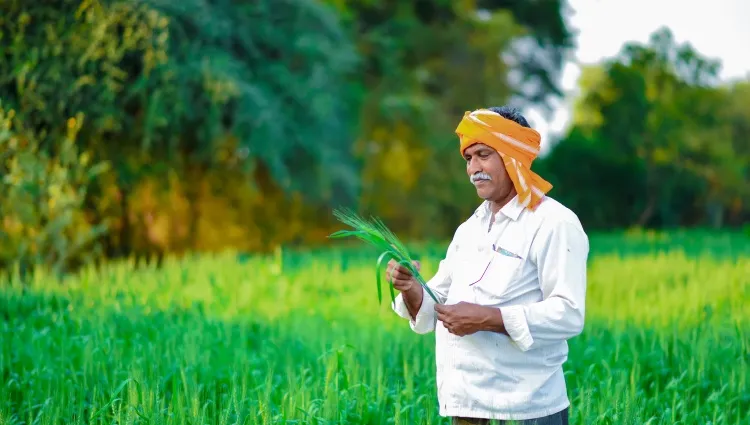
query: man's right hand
[{"left": 385, "top": 259, "right": 421, "bottom": 293}]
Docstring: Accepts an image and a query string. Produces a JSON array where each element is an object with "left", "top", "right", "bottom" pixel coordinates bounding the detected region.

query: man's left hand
[{"left": 434, "top": 302, "right": 505, "bottom": 337}]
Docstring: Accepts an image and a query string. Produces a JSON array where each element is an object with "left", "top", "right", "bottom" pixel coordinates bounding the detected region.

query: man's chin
[{"left": 475, "top": 187, "right": 493, "bottom": 200}]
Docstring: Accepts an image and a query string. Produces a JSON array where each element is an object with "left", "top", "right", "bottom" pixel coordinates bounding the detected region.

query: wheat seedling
[{"left": 328, "top": 208, "right": 441, "bottom": 306}]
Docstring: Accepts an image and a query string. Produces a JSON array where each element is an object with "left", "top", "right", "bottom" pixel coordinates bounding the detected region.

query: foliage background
[{"left": 1, "top": 0, "right": 748, "bottom": 274}]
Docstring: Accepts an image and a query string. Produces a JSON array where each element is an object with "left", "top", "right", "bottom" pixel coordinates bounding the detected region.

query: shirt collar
[{"left": 474, "top": 195, "right": 525, "bottom": 221}]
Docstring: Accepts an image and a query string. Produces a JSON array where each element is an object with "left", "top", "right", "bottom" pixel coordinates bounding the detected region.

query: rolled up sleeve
[
  {"left": 393, "top": 287, "right": 441, "bottom": 334},
  {"left": 501, "top": 218, "right": 589, "bottom": 351}
]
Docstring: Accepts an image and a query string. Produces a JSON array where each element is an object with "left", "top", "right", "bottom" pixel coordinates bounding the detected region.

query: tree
[
  {"left": 540, "top": 27, "right": 750, "bottom": 229},
  {"left": 0, "top": 105, "right": 109, "bottom": 275},
  {"left": 0, "top": 0, "right": 581, "bottom": 264},
  {"left": 0, "top": 0, "right": 365, "bottom": 262},
  {"left": 322, "top": 0, "right": 575, "bottom": 237}
]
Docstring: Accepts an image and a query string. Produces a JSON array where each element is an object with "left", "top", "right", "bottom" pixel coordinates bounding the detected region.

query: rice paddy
[{"left": 1, "top": 230, "right": 748, "bottom": 424}]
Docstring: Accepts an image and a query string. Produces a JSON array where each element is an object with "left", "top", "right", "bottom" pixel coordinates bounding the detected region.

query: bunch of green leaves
[
  {"left": 0, "top": 104, "right": 110, "bottom": 277},
  {"left": 328, "top": 208, "right": 441, "bottom": 306}
]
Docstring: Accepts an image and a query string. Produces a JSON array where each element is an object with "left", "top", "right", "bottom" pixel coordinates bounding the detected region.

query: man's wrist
[
  {"left": 403, "top": 284, "right": 424, "bottom": 319},
  {"left": 403, "top": 284, "right": 423, "bottom": 305},
  {"left": 481, "top": 306, "right": 507, "bottom": 335}
]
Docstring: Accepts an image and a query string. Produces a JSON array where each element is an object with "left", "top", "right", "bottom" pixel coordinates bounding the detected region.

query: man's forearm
[
  {"left": 402, "top": 286, "right": 424, "bottom": 320},
  {"left": 481, "top": 306, "right": 508, "bottom": 336}
]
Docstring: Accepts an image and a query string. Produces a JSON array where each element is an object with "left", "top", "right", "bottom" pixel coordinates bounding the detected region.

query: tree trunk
[
  {"left": 637, "top": 162, "right": 658, "bottom": 227},
  {"left": 119, "top": 186, "right": 130, "bottom": 258},
  {"left": 707, "top": 201, "right": 724, "bottom": 229},
  {"left": 636, "top": 196, "right": 657, "bottom": 227},
  {"left": 187, "top": 163, "right": 204, "bottom": 251}
]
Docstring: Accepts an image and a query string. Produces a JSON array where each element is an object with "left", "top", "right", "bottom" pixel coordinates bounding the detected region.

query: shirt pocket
[{"left": 470, "top": 248, "right": 525, "bottom": 304}]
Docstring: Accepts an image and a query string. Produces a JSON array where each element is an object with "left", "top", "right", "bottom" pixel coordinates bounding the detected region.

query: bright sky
[{"left": 528, "top": 0, "right": 750, "bottom": 154}]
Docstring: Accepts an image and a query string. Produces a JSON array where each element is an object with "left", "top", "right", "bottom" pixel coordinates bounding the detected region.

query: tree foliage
[
  {"left": 323, "top": 0, "right": 575, "bottom": 236},
  {"left": 0, "top": 105, "right": 109, "bottom": 275},
  {"left": 1, "top": 0, "right": 367, "bottom": 270},
  {"left": 4, "top": 1, "right": 745, "bottom": 274},
  {"left": 538, "top": 28, "right": 750, "bottom": 229}
]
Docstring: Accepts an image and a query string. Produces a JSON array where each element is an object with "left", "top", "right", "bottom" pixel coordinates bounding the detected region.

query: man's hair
[{"left": 487, "top": 106, "right": 531, "bottom": 128}]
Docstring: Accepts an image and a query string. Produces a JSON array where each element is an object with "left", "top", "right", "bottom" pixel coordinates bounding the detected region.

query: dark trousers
[{"left": 451, "top": 407, "right": 569, "bottom": 425}]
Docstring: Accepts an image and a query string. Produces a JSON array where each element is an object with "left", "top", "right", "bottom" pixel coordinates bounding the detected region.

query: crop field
[{"left": 1, "top": 230, "right": 748, "bottom": 424}]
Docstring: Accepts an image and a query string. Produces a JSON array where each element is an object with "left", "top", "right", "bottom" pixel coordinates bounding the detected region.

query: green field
[{"left": 1, "top": 230, "right": 748, "bottom": 424}]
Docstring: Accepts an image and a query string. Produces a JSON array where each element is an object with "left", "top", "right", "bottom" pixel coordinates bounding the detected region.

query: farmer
[{"left": 387, "top": 106, "right": 588, "bottom": 425}]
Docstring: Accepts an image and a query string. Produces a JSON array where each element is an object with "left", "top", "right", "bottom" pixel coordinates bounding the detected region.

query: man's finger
[
  {"left": 388, "top": 264, "right": 407, "bottom": 277},
  {"left": 434, "top": 304, "right": 449, "bottom": 313},
  {"left": 388, "top": 269, "right": 407, "bottom": 281},
  {"left": 396, "top": 264, "right": 413, "bottom": 276},
  {"left": 391, "top": 277, "right": 412, "bottom": 287},
  {"left": 386, "top": 266, "right": 399, "bottom": 280},
  {"left": 386, "top": 261, "right": 396, "bottom": 276},
  {"left": 386, "top": 259, "right": 395, "bottom": 271},
  {"left": 399, "top": 265, "right": 417, "bottom": 278}
]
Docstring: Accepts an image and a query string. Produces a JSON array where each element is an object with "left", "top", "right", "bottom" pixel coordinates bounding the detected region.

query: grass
[{"left": 0, "top": 230, "right": 748, "bottom": 424}]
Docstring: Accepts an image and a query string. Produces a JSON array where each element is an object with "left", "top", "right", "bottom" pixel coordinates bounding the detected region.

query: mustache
[{"left": 470, "top": 172, "right": 492, "bottom": 183}]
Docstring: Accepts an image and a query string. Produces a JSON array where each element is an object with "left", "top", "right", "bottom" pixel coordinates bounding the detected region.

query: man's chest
[{"left": 446, "top": 217, "right": 541, "bottom": 306}]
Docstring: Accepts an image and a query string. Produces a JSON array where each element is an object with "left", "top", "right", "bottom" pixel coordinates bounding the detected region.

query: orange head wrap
[{"left": 455, "top": 109, "right": 552, "bottom": 211}]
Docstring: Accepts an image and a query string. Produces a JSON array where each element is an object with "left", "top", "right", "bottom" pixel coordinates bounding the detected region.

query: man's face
[{"left": 463, "top": 143, "right": 514, "bottom": 201}]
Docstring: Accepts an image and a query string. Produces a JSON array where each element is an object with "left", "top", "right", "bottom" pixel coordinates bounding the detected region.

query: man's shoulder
[
  {"left": 527, "top": 197, "right": 590, "bottom": 259},
  {"left": 530, "top": 196, "right": 585, "bottom": 231}
]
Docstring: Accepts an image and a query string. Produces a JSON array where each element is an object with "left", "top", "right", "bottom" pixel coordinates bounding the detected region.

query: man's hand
[
  {"left": 434, "top": 302, "right": 506, "bottom": 337},
  {"left": 385, "top": 259, "right": 421, "bottom": 293},
  {"left": 386, "top": 259, "right": 424, "bottom": 320}
]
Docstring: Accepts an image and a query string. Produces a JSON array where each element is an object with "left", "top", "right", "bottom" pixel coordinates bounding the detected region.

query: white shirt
[{"left": 392, "top": 195, "right": 589, "bottom": 421}]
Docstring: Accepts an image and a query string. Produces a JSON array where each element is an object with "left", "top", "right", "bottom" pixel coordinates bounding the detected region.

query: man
[{"left": 387, "top": 106, "right": 589, "bottom": 425}]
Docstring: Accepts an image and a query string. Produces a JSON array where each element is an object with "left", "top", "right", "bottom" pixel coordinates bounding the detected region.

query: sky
[{"left": 528, "top": 0, "right": 750, "bottom": 155}]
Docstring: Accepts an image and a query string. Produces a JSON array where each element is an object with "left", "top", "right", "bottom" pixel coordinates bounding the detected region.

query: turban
[{"left": 455, "top": 109, "right": 552, "bottom": 211}]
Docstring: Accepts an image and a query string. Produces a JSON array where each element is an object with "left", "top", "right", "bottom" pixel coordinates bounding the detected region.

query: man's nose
[{"left": 467, "top": 157, "right": 482, "bottom": 175}]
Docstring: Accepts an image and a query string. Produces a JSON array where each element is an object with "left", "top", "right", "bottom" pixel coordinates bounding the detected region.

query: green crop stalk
[{"left": 328, "top": 208, "right": 442, "bottom": 307}]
